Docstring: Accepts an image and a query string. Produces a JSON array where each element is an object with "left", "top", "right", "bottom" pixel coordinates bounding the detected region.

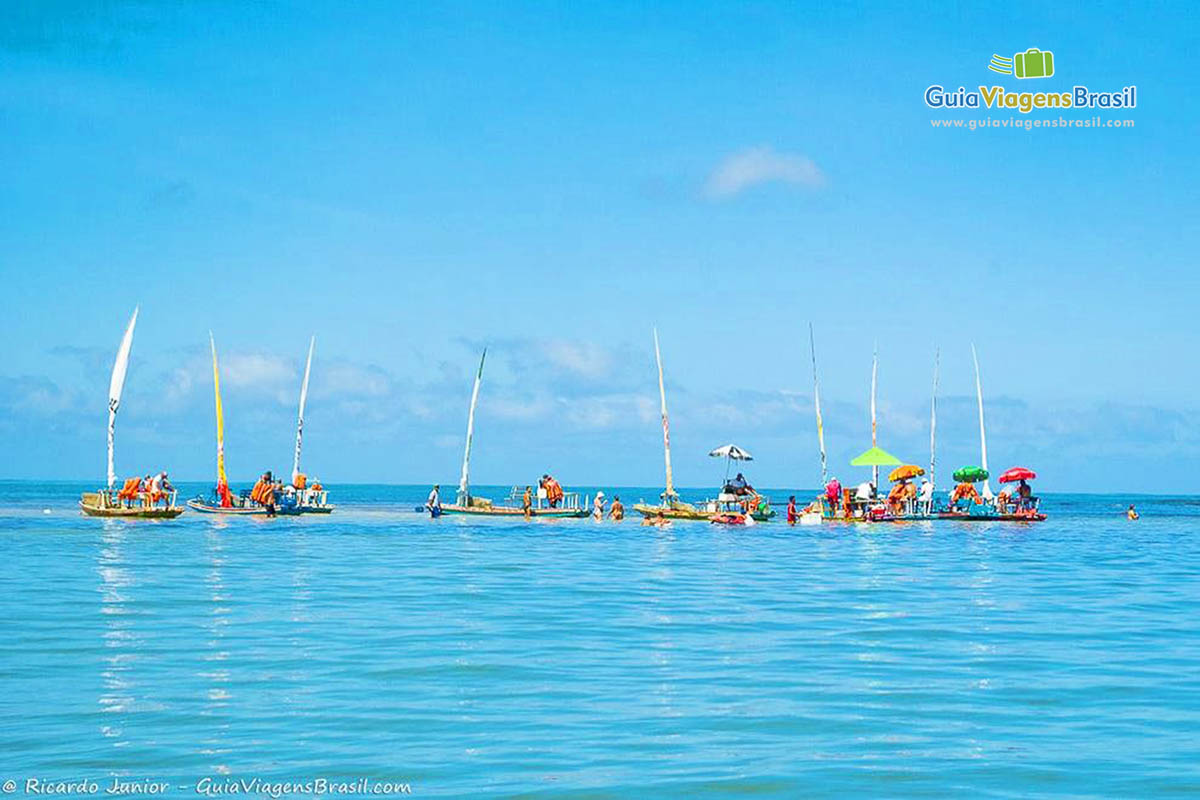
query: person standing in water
[
  {"left": 593, "top": 491, "right": 606, "bottom": 521},
  {"left": 787, "top": 495, "right": 798, "bottom": 525},
  {"left": 522, "top": 486, "right": 533, "bottom": 520},
  {"left": 426, "top": 484, "right": 441, "bottom": 516},
  {"left": 609, "top": 496, "right": 624, "bottom": 521},
  {"left": 1127, "top": 504, "right": 1139, "bottom": 520}
]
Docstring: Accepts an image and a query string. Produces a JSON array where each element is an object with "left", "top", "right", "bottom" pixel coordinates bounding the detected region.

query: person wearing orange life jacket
[
  {"left": 950, "top": 482, "right": 981, "bottom": 508},
  {"left": 542, "top": 474, "right": 564, "bottom": 508}
]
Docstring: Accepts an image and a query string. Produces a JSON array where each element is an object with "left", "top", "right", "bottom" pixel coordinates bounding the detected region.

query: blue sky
[{"left": 1, "top": 1, "right": 1196, "bottom": 492}]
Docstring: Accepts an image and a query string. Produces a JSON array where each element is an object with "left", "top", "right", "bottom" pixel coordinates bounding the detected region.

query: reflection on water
[
  {"left": 201, "top": 530, "right": 231, "bottom": 774},
  {"left": 97, "top": 526, "right": 135, "bottom": 741}
]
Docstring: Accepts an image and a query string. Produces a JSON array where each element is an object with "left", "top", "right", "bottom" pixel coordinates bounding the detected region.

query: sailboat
[
  {"left": 936, "top": 345, "right": 1046, "bottom": 522},
  {"left": 80, "top": 308, "right": 185, "bottom": 518},
  {"left": 288, "top": 336, "right": 332, "bottom": 513},
  {"left": 438, "top": 348, "right": 589, "bottom": 517},
  {"left": 633, "top": 329, "right": 775, "bottom": 522},
  {"left": 187, "top": 335, "right": 302, "bottom": 515}
]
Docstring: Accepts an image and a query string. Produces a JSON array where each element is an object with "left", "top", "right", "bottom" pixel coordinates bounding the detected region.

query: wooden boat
[
  {"left": 79, "top": 307, "right": 185, "bottom": 519},
  {"left": 186, "top": 496, "right": 304, "bottom": 515},
  {"left": 634, "top": 329, "right": 775, "bottom": 523},
  {"left": 633, "top": 495, "right": 775, "bottom": 522},
  {"left": 435, "top": 348, "right": 590, "bottom": 519},
  {"left": 82, "top": 490, "right": 184, "bottom": 519},
  {"left": 441, "top": 487, "right": 590, "bottom": 518}
]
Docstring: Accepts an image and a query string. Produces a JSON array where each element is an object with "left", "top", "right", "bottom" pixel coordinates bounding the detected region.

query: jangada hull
[
  {"left": 633, "top": 502, "right": 776, "bottom": 523},
  {"left": 80, "top": 492, "right": 185, "bottom": 519},
  {"left": 438, "top": 504, "right": 590, "bottom": 518}
]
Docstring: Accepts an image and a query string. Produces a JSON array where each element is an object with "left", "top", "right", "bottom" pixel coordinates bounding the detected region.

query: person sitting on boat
[
  {"left": 140, "top": 474, "right": 153, "bottom": 507},
  {"left": 951, "top": 481, "right": 981, "bottom": 509},
  {"left": 995, "top": 488, "right": 1011, "bottom": 514},
  {"left": 1127, "top": 504, "right": 1139, "bottom": 520},
  {"left": 118, "top": 476, "right": 142, "bottom": 507},
  {"left": 593, "top": 491, "right": 606, "bottom": 521},
  {"left": 1015, "top": 479, "right": 1034, "bottom": 510},
  {"left": 824, "top": 478, "right": 841, "bottom": 516},
  {"left": 609, "top": 496, "right": 624, "bottom": 521},
  {"left": 855, "top": 481, "right": 874, "bottom": 502},
  {"left": 887, "top": 480, "right": 908, "bottom": 515},
  {"left": 148, "top": 471, "right": 172, "bottom": 506},
  {"left": 918, "top": 479, "right": 935, "bottom": 510},
  {"left": 727, "top": 473, "right": 753, "bottom": 496},
  {"left": 426, "top": 484, "right": 441, "bottom": 514}
]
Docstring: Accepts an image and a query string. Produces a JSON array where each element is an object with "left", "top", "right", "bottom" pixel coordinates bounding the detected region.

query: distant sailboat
[
  {"left": 292, "top": 336, "right": 314, "bottom": 485},
  {"left": 930, "top": 347, "right": 940, "bottom": 491},
  {"left": 440, "top": 348, "right": 588, "bottom": 517},
  {"left": 456, "top": 347, "right": 487, "bottom": 507},
  {"left": 80, "top": 308, "right": 183, "bottom": 518},
  {"left": 288, "top": 336, "right": 332, "bottom": 513},
  {"left": 634, "top": 329, "right": 775, "bottom": 522},
  {"left": 809, "top": 324, "right": 827, "bottom": 488},
  {"left": 870, "top": 345, "right": 879, "bottom": 489},
  {"left": 971, "top": 344, "right": 994, "bottom": 500},
  {"left": 654, "top": 327, "right": 679, "bottom": 502}
]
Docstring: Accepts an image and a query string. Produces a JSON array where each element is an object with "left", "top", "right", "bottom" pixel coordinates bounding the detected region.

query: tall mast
[
  {"left": 292, "top": 336, "right": 315, "bottom": 483},
  {"left": 870, "top": 344, "right": 878, "bottom": 488},
  {"left": 930, "top": 347, "right": 940, "bottom": 490},
  {"left": 106, "top": 307, "right": 139, "bottom": 488},
  {"left": 653, "top": 327, "right": 676, "bottom": 499},
  {"left": 457, "top": 348, "right": 487, "bottom": 504},
  {"left": 209, "top": 332, "right": 227, "bottom": 488},
  {"left": 972, "top": 343, "right": 993, "bottom": 500},
  {"left": 809, "top": 324, "right": 827, "bottom": 487}
]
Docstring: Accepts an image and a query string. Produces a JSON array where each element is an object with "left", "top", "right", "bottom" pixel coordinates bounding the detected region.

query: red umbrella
[{"left": 999, "top": 467, "right": 1037, "bottom": 483}]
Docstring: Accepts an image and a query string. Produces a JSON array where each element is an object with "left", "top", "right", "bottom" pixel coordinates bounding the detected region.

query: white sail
[
  {"left": 292, "top": 336, "right": 315, "bottom": 483},
  {"left": 457, "top": 349, "right": 487, "bottom": 503},
  {"left": 930, "top": 348, "right": 940, "bottom": 491},
  {"left": 653, "top": 327, "right": 676, "bottom": 499},
  {"left": 972, "top": 343, "right": 994, "bottom": 500},
  {"left": 106, "top": 306, "right": 139, "bottom": 488},
  {"left": 809, "top": 324, "right": 827, "bottom": 487},
  {"left": 870, "top": 345, "right": 878, "bottom": 489}
]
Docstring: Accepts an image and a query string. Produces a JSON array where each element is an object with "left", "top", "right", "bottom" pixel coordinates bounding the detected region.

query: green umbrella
[
  {"left": 850, "top": 446, "right": 903, "bottom": 467},
  {"left": 952, "top": 466, "right": 989, "bottom": 483}
]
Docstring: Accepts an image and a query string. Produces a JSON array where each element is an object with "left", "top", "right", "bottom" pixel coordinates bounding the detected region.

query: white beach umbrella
[
  {"left": 709, "top": 444, "right": 754, "bottom": 483},
  {"left": 709, "top": 444, "right": 754, "bottom": 461}
]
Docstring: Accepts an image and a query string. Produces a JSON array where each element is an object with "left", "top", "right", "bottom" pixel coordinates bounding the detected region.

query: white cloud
[
  {"left": 221, "top": 353, "right": 295, "bottom": 390},
  {"left": 540, "top": 340, "right": 612, "bottom": 379},
  {"left": 705, "top": 146, "right": 825, "bottom": 199}
]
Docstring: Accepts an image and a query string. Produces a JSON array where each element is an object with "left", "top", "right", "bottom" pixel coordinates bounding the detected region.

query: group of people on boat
[
  {"left": 208, "top": 470, "right": 324, "bottom": 515},
  {"left": 817, "top": 470, "right": 1042, "bottom": 521},
  {"left": 115, "top": 471, "right": 175, "bottom": 508}
]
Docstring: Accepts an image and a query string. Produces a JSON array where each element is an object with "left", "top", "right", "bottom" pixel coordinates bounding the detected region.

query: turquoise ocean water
[{"left": 1, "top": 481, "right": 1198, "bottom": 797}]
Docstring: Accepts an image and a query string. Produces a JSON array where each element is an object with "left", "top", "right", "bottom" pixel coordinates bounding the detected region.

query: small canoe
[{"left": 80, "top": 492, "right": 184, "bottom": 519}]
